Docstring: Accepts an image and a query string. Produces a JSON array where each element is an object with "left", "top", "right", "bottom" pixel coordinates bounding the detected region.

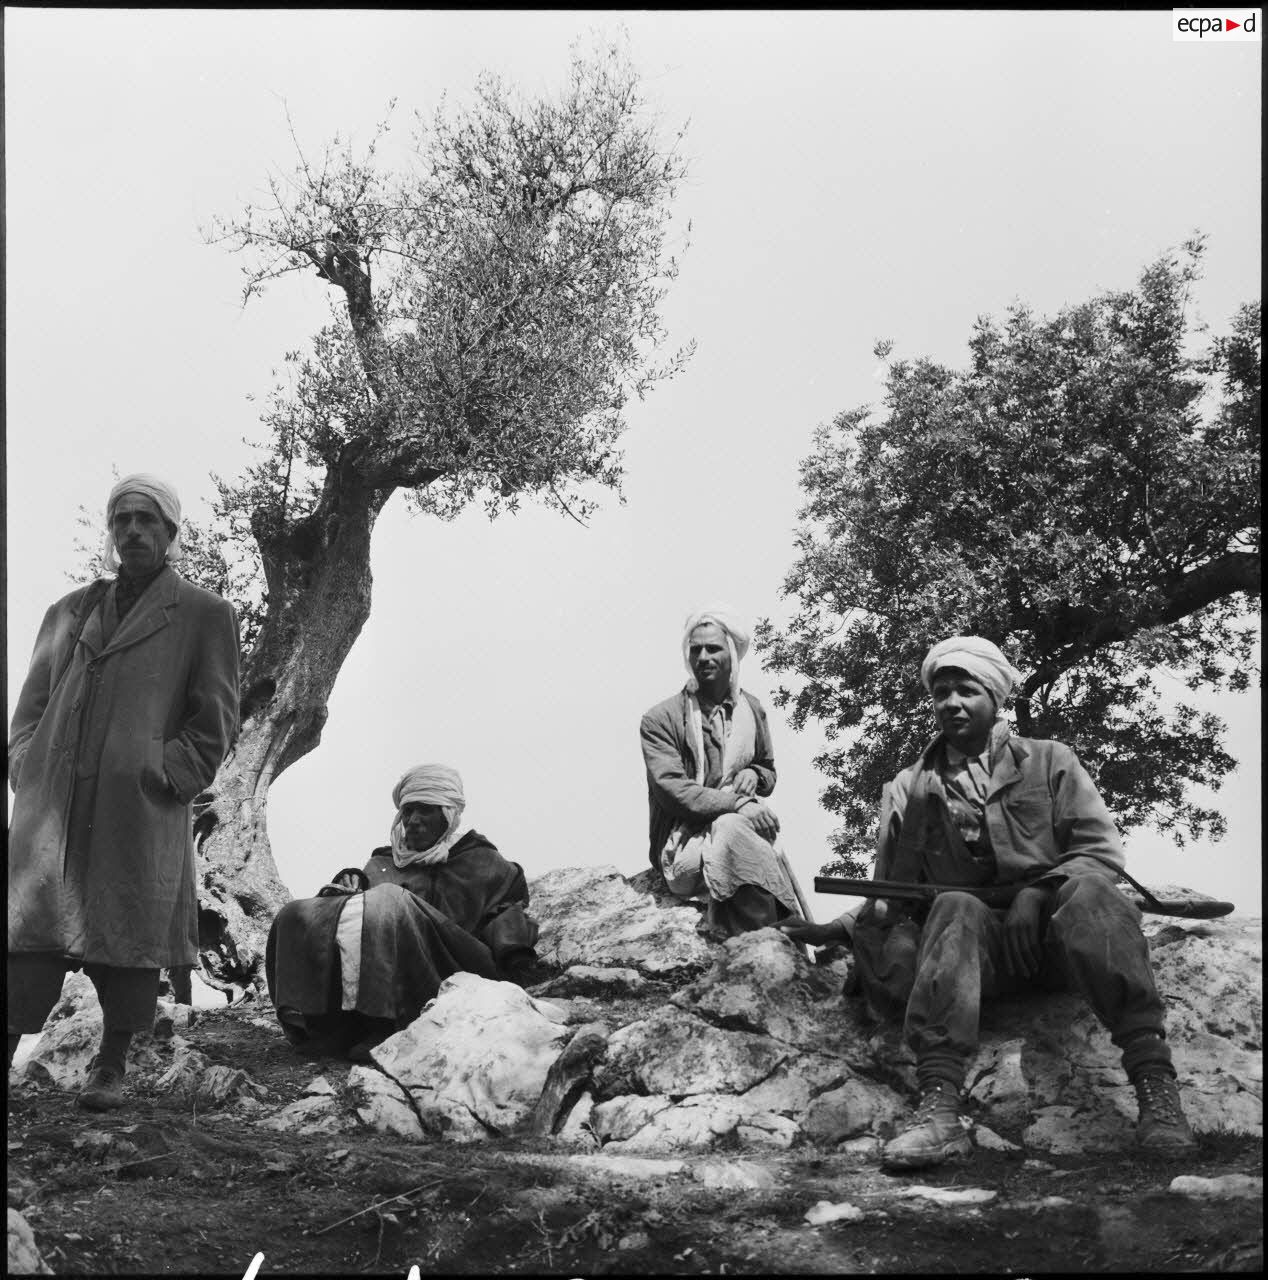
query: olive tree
[{"left": 162, "top": 41, "right": 690, "bottom": 984}]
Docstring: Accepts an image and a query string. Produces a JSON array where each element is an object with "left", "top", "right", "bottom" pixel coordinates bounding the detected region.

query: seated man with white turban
[
  {"left": 781, "top": 636, "right": 1197, "bottom": 1169},
  {"left": 640, "top": 605, "right": 810, "bottom": 939},
  {"left": 265, "top": 765, "right": 539, "bottom": 1060}
]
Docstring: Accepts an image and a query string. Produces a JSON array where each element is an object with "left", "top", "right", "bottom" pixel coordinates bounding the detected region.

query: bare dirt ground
[{"left": 8, "top": 999, "right": 1263, "bottom": 1276}]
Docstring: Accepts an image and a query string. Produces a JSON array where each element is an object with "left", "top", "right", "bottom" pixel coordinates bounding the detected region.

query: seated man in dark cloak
[{"left": 266, "top": 763, "right": 538, "bottom": 1060}]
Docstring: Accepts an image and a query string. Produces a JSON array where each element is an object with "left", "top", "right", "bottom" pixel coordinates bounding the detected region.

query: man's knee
[
  {"left": 711, "top": 811, "right": 745, "bottom": 841},
  {"left": 925, "top": 890, "right": 994, "bottom": 934},
  {"left": 1052, "top": 874, "right": 1139, "bottom": 927},
  {"left": 364, "top": 883, "right": 410, "bottom": 906}
]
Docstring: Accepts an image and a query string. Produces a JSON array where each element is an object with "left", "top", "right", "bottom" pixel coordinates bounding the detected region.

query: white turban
[
  {"left": 389, "top": 764, "right": 466, "bottom": 868},
  {"left": 682, "top": 603, "right": 751, "bottom": 700},
  {"left": 920, "top": 636, "right": 1021, "bottom": 710},
  {"left": 103, "top": 473, "right": 184, "bottom": 572}
]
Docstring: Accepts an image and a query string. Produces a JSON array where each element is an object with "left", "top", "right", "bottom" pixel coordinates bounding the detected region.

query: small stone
[
  {"left": 898, "top": 1186, "right": 997, "bottom": 1206},
  {"left": 1168, "top": 1174, "right": 1262, "bottom": 1199},
  {"left": 692, "top": 1160, "right": 777, "bottom": 1190},
  {"left": 805, "top": 1200, "right": 864, "bottom": 1225},
  {"left": 8, "top": 1209, "right": 53, "bottom": 1275},
  {"left": 617, "top": 1231, "right": 651, "bottom": 1250},
  {"left": 973, "top": 1125, "right": 1022, "bottom": 1152},
  {"left": 303, "top": 1075, "right": 337, "bottom": 1097},
  {"left": 562, "top": 1155, "right": 687, "bottom": 1180}
]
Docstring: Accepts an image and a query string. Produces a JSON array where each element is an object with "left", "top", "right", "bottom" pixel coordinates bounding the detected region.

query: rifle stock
[
  {"left": 814, "top": 877, "right": 1026, "bottom": 909},
  {"left": 813, "top": 876, "right": 1235, "bottom": 920}
]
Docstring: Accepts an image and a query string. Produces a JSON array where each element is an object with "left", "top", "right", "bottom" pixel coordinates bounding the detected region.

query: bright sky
[{"left": 5, "top": 10, "right": 1262, "bottom": 920}]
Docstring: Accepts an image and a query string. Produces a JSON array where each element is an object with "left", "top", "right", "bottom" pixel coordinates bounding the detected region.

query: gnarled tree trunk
[{"left": 192, "top": 462, "right": 391, "bottom": 989}]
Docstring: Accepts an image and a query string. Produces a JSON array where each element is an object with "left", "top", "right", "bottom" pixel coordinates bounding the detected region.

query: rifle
[{"left": 813, "top": 873, "right": 1235, "bottom": 920}]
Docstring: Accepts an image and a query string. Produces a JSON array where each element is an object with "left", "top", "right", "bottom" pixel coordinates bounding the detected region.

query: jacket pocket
[
  {"left": 141, "top": 736, "right": 177, "bottom": 803},
  {"left": 1004, "top": 783, "right": 1053, "bottom": 841}
]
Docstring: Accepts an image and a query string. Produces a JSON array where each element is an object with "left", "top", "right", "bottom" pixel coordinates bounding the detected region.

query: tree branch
[{"left": 1020, "top": 550, "right": 1260, "bottom": 701}]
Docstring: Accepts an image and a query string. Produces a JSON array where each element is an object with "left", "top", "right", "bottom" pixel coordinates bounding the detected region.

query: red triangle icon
[{"left": 1227, "top": 19, "right": 1240, "bottom": 30}]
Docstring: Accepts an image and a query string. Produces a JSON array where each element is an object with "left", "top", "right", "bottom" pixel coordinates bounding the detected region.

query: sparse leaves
[{"left": 203, "top": 34, "right": 692, "bottom": 570}]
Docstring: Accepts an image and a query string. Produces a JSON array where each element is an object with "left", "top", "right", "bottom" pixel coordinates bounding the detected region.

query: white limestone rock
[
  {"left": 7, "top": 1209, "right": 53, "bottom": 1276},
  {"left": 671, "top": 928, "right": 856, "bottom": 1050},
  {"left": 736, "top": 1110, "right": 801, "bottom": 1148},
  {"left": 594, "top": 1007, "right": 789, "bottom": 1098},
  {"left": 348, "top": 1064, "right": 424, "bottom": 1140},
  {"left": 1148, "top": 918, "right": 1262, "bottom": 1047},
  {"left": 260, "top": 1093, "right": 354, "bottom": 1136},
  {"left": 805, "top": 1200, "right": 865, "bottom": 1225},
  {"left": 555, "top": 1089, "right": 600, "bottom": 1149},
  {"left": 838, "top": 1134, "right": 883, "bottom": 1158},
  {"left": 1168, "top": 1174, "right": 1262, "bottom": 1199},
  {"left": 189, "top": 969, "right": 230, "bottom": 1009},
  {"left": 528, "top": 865, "right": 713, "bottom": 977},
  {"left": 591, "top": 1094, "right": 675, "bottom": 1143},
  {"left": 151, "top": 999, "right": 195, "bottom": 1040},
  {"left": 801, "top": 1074, "right": 907, "bottom": 1146},
  {"left": 371, "top": 971, "right": 571, "bottom": 1141},
  {"left": 693, "top": 1159, "right": 779, "bottom": 1190},
  {"left": 604, "top": 1093, "right": 744, "bottom": 1152},
  {"left": 560, "top": 1154, "right": 687, "bottom": 1180},
  {"left": 965, "top": 1039, "right": 1031, "bottom": 1129}
]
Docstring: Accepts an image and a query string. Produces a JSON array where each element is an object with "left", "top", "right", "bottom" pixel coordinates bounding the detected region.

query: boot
[
  {"left": 77, "top": 1056, "right": 127, "bottom": 1112},
  {"left": 881, "top": 1080, "right": 972, "bottom": 1171},
  {"left": 1134, "top": 1071, "right": 1196, "bottom": 1154}
]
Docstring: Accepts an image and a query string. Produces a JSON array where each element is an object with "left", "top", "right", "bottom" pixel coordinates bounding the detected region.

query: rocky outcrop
[
  {"left": 13, "top": 866, "right": 1261, "bottom": 1166},
  {"left": 521, "top": 870, "right": 1261, "bottom": 1156},
  {"left": 530, "top": 865, "right": 713, "bottom": 977}
]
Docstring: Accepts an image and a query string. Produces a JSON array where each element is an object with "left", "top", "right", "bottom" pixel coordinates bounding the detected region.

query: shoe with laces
[
  {"left": 77, "top": 1062, "right": 127, "bottom": 1112},
  {"left": 881, "top": 1081, "right": 972, "bottom": 1171},
  {"left": 1134, "top": 1071, "right": 1197, "bottom": 1154}
]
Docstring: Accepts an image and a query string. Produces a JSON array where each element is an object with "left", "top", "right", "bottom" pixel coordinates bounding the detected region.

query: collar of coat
[
  {"left": 913, "top": 719, "right": 1029, "bottom": 802},
  {"left": 80, "top": 565, "right": 182, "bottom": 661}
]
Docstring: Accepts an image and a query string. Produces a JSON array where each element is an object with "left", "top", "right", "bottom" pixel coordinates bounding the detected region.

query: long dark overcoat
[{"left": 8, "top": 567, "right": 240, "bottom": 968}]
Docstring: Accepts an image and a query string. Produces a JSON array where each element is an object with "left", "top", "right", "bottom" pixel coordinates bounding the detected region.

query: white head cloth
[
  {"left": 920, "top": 635, "right": 1021, "bottom": 710},
  {"left": 682, "top": 603, "right": 751, "bottom": 701},
  {"left": 389, "top": 764, "right": 466, "bottom": 868},
  {"left": 103, "top": 473, "right": 184, "bottom": 573}
]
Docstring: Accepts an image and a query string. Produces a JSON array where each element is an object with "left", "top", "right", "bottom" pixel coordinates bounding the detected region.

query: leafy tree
[
  {"left": 757, "top": 239, "right": 1260, "bottom": 877},
  {"left": 73, "top": 40, "right": 691, "bottom": 987}
]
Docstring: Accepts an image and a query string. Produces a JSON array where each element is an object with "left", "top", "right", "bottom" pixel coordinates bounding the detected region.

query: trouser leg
[
  {"left": 704, "top": 884, "right": 787, "bottom": 936},
  {"left": 7, "top": 953, "right": 71, "bottom": 1035},
  {"left": 904, "top": 892, "right": 1008, "bottom": 1090},
  {"left": 83, "top": 965, "right": 161, "bottom": 1076},
  {"left": 851, "top": 908, "right": 922, "bottom": 1022},
  {"left": 167, "top": 965, "right": 193, "bottom": 1005},
  {"left": 1044, "top": 876, "right": 1173, "bottom": 1079},
  {"left": 83, "top": 964, "right": 162, "bottom": 1032}
]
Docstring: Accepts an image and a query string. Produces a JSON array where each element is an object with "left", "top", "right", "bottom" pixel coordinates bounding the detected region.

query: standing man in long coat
[{"left": 8, "top": 473, "right": 240, "bottom": 1110}]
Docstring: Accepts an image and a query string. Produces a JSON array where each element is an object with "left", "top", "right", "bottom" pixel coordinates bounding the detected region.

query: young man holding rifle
[{"left": 780, "top": 635, "right": 1198, "bottom": 1169}]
